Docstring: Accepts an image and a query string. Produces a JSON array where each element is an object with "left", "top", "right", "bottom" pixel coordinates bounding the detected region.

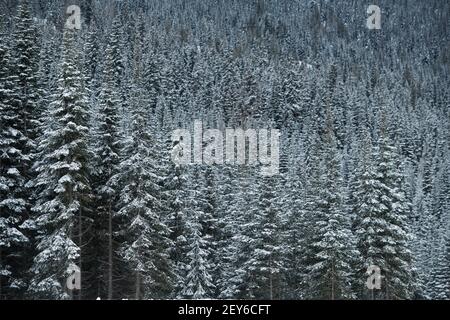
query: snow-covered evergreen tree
[
  {"left": 114, "top": 97, "right": 173, "bottom": 299},
  {"left": 113, "top": 42, "right": 173, "bottom": 298},
  {"left": 0, "top": 0, "right": 42, "bottom": 298},
  {"left": 0, "top": 28, "right": 31, "bottom": 300},
  {"left": 89, "top": 30, "right": 124, "bottom": 299},
  {"left": 179, "top": 169, "right": 215, "bottom": 299},
  {"left": 28, "top": 28, "right": 90, "bottom": 299},
  {"left": 281, "top": 130, "right": 308, "bottom": 299},
  {"left": 245, "top": 175, "right": 284, "bottom": 299},
  {"left": 353, "top": 129, "right": 386, "bottom": 299},
  {"left": 372, "top": 123, "right": 415, "bottom": 299},
  {"left": 305, "top": 122, "right": 359, "bottom": 300}
]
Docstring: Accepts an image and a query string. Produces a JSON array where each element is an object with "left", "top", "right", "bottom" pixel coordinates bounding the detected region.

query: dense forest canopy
[{"left": 0, "top": 0, "right": 449, "bottom": 300}]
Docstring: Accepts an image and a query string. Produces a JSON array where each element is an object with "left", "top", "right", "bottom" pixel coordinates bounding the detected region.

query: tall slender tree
[
  {"left": 0, "top": 0, "right": 41, "bottom": 298},
  {"left": 28, "top": 29, "right": 90, "bottom": 299}
]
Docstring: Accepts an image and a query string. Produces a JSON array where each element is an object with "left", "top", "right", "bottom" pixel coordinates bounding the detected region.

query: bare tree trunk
[
  {"left": 331, "top": 260, "right": 335, "bottom": 300},
  {"left": 108, "top": 202, "right": 113, "bottom": 300},
  {"left": 269, "top": 255, "right": 273, "bottom": 300},
  {"left": 68, "top": 186, "right": 74, "bottom": 300},
  {"left": 78, "top": 205, "right": 83, "bottom": 300},
  {"left": 135, "top": 271, "right": 141, "bottom": 300},
  {"left": 385, "top": 276, "right": 390, "bottom": 300},
  {"left": 0, "top": 248, "right": 3, "bottom": 299}
]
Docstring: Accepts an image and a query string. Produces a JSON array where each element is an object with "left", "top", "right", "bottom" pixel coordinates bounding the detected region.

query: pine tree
[
  {"left": 411, "top": 156, "right": 432, "bottom": 298},
  {"left": 0, "top": 32, "right": 30, "bottom": 299},
  {"left": 0, "top": 0, "right": 41, "bottom": 298},
  {"left": 216, "top": 165, "right": 242, "bottom": 299},
  {"left": 428, "top": 236, "right": 450, "bottom": 299},
  {"left": 160, "top": 115, "right": 190, "bottom": 299},
  {"left": 179, "top": 168, "right": 215, "bottom": 299},
  {"left": 353, "top": 129, "right": 386, "bottom": 299},
  {"left": 114, "top": 89, "right": 173, "bottom": 299},
  {"left": 114, "top": 38, "right": 173, "bottom": 299},
  {"left": 354, "top": 119, "right": 417, "bottom": 300},
  {"left": 89, "top": 33, "right": 123, "bottom": 299},
  {"left": 143, "top": 50, "right": 161, "bottom": 114},
  {"left": 305, "top": 118, "right": 359, "bottom": 300},
  {"left": 202, "top": 167, "right": 222, "bottom": 299},
  {"left": 376, "top": 128, "right": 415, "bottom": 299},
  {"left": 28, "top": 29, "right": 90, "bottom": 299},
  {"left": 245, "top": 175, "right": 284, "bottom": 299},
  {"left": 83, "top": 22, "right": 101, "bottom": 107},
  {"left": 107, "top": 17, "right": 127, "bottom": 134},
  {"left": 281, "top": 130, "right": 308, "bottom": 299},
  {"left": 12, "top": 0, "right": 41, "bottom": 145},
  {"left": 218, "top": 53, "right": 240, "bottom": 126}
]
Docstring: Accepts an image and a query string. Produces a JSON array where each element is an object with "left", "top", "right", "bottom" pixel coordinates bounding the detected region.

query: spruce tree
[
  {"left": 0, "top": 0, "right": 41, "bottom": 298},
  {"left": 305, "top": 118, "right": 359, "bottom": 300},
  {"left": 374, "top": 127, "right": 415, "bottom": 299},
  {"left": 353, "top": 119, "right": 416, "bottom": 300},
  {"left": 179, "top": 168, "right": 215, "bottom": 299},
  {"left": 0, "top": 32, "right": 29, "bottom": 299},
  {"left": 246, "top": 175, "right": 284, "bottom": 299},
  {"left": 353, "top": 129, "right": 386, "bottom": 299},
  {"left": 89, "top": 35, "right": 123, "bottom": 299},
  {"left": 114, "top": 44, "right": 173, "bottom": 299},
  {"left": 115, "top": 96, "right": 173, "bottom": 299},
  {"left": 29, "top": 29, "right": 90, "bottom": 299}
]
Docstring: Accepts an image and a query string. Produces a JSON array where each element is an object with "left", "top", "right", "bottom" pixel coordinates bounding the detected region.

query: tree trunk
[
  {"left": 68, "top": 186, "right": 74, "bottom": 300},
  {"left": 78, "top": 205, "right": 83, "bottom": 300},
  {"left": 135, "top": 271, "right": 141, "bottom": 300},
  {"left": 0, "top": 248, "right": 3, "bottom": 299},
  {"left": 269, "top": 255, "right": 273, "bottom": 300},
  {"left": 108, "top": 202, "right": 113, "bottom": 300},
  {"left": 331, "top": 259, "right": 335, "bottom": 300}
]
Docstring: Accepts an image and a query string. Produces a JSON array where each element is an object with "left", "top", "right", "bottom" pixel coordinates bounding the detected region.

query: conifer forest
[{"left": 0, "top": 0, "right": 449, "bottom": 300}]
